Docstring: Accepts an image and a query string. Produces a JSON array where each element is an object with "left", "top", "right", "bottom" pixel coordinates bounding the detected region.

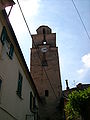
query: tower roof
[{"left": 36, "top": 25, "right": 52, "bottom": 34}]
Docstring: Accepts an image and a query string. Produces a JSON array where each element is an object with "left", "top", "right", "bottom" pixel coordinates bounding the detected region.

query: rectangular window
[
  {"left": 45, "top": 90, "right": 49, "bottom": 97},
  {"left": 17, "top": 73, "right": 23, "bottom": 98},
  {"left": 8, "top": 44, "right": 14, "bottom": 59},
  {"left": 0, "top": 26, "right": 7, "bottom": 45},
  {"left": 42, "top": 60, "right": 48, "bottom": 66},
  {"left": 0, "top": 26, "right": 14, "bottom": 60}
]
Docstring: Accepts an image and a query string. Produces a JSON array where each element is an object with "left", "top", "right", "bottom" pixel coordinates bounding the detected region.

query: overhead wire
[
  {"left": 71, "top": 0, "right": 90, "bottom": 41},
  {"left": 16, "top": 0, "right": 57, "bottom": 99}
]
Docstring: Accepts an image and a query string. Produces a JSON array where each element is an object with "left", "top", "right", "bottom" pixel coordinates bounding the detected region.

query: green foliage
[
  {"left": 65, "top": 101, "right": 79, "bottom": 120},
  {"left": 65, "top": 87, "right": 90, "bottom": 120}
]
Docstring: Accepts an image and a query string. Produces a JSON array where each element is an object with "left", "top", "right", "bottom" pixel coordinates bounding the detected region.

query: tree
[{"left": 65, "top": 87, "right": 90, "bottom": 120}]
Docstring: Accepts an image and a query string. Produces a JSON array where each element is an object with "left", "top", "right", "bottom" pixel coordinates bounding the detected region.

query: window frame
[
  {"left": 8, "top": 43, "right": 14, "bottom": 59},
  {"left": 0, "top": 26, "right": 14, "bottom": 60}
]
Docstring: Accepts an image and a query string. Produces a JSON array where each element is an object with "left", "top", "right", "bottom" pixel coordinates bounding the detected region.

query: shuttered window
[
  {"left": 0, "top": 79, "right": 2, "bottom": 103},
  {"left": 0, "top": 26, "right": 14, "bottom": 60},
  {"left": 17, "top": 73, "right": 23, "bottom": 98},
  {"left": 0, "top": 26, "right": 7, "bottom": 45},
  {"left": 8, "top": 44, "right": 14, "bottom": 59},
  {"left": 0, "top": 79, "right": 2, "bottom": 90}
]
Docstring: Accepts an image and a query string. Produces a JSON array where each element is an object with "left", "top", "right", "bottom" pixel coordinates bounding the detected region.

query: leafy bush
[{"left": 65, "top": 87, "right": 90, "bottom": 120}]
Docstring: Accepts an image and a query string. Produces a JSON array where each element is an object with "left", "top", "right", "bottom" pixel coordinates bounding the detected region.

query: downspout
[
  {"left": 30, "top": 103, "right": 38, "bottom": 120},
  {"left": 30, "top": 92, "right": 38, "bottom": 120}
]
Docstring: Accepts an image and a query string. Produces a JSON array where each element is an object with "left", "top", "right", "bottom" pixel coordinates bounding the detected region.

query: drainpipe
[{"left": 30, "top": 92, "right": 38, "bottom": 120}]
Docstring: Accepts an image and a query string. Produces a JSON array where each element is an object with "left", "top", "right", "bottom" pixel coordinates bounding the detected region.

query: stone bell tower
[{"left": 30, "top": 25, "right": 62, "bottom": 120}]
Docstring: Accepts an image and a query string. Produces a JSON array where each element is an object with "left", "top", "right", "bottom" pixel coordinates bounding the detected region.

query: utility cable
[
  {"left": 71, "top": 0, "right": 90, "bottom": 41},
  {"left": 16, "top": 0, "right": 32, "bottom": 37},
  {"left": 16, "top": 0, "right": 57, "bottom": 99}
]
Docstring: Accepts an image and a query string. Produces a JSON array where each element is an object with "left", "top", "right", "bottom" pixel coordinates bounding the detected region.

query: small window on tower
[
  {"left": 45, "top": 90, "right": 49, "bottom": 97},
  {"left": 43, "top": 28, "right": 45, "bottom": 34},
  {"left": 42, "top": 59, "right": 48, "bottom": 66}
]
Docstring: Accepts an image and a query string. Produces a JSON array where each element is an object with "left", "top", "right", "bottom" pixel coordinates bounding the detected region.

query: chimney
[{"left": 65, "top": 80, "right": 69, "bottom": 90}]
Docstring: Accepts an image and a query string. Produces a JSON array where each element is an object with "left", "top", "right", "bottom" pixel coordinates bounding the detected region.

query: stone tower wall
[{"left": 30, "top": 25, "right": 62, "bottom": 120}]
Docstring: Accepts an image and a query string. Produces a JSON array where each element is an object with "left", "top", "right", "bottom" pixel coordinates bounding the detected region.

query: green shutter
[
  {"left": 0, "top": 26, "right": 7, "bottom": 45},
  {"left": 17, "top": 73, "right": 23, "bottom": 97},
  {"left": 0, "top": 79, "right": 2, "bottom": 89},
  {"left": 9, "top": 44, "right": 14, "bottom": 59}
]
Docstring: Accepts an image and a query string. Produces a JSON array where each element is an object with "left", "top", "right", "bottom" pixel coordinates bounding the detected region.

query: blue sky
[{"left": 6, "top": 0, "right": 90, "bottom": 90}]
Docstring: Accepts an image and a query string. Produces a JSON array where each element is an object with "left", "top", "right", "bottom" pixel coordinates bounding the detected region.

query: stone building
[
  {"left": 0, "top": 4, "right": 40, "bottom": 120},
  {"left": 30, "top": 25, "right": 62, "bottom": 120}
]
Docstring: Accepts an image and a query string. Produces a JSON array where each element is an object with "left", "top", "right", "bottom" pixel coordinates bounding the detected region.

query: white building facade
[{"left": 0, "top": 8, "right": 39, "bottom": 120}]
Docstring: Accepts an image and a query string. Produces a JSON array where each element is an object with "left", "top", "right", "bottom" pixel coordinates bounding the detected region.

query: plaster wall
[{"left": 0, "top": 16, "right": 36, "bottom": 120}]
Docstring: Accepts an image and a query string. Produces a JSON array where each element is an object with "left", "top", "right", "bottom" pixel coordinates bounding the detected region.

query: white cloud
[
  {"left": 5, "top": 0, "right": 41, "bottom": 68},
  {"left": 77, "top": 69, "right": 84, "bottom": 74},
  {"left": 82, "top": 53, "right": 90, "bottom": 68},
  {"left": 17, "top": 0, "right": 40, "bottom": 17},
  {"left": 6, "top": 0, "right": 40, "bottom": 17},
  {"left": 77, "top": 53, "right": 90, "bottom": 81},
  {"left": 6, "top": 0, "right": 41, "bottom": 34}
]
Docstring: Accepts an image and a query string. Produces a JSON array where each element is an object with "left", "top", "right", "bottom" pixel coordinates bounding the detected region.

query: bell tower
[
  {"left": 30, "top": 25, "right": 62, "bottom": 120},
  {"left": 30, "top": 25, "right": 62, "bottom": 100}
]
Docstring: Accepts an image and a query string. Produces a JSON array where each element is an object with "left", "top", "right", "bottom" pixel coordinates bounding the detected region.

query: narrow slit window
[
  {"left": 43, "top": 28, "right": 47, "bottom": 44},
  {"left": 43, "top": 28, "right": 45, "bottom": 34},
  {"left": 45, "top": 90, "right": 49, "bottom": 97}
]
